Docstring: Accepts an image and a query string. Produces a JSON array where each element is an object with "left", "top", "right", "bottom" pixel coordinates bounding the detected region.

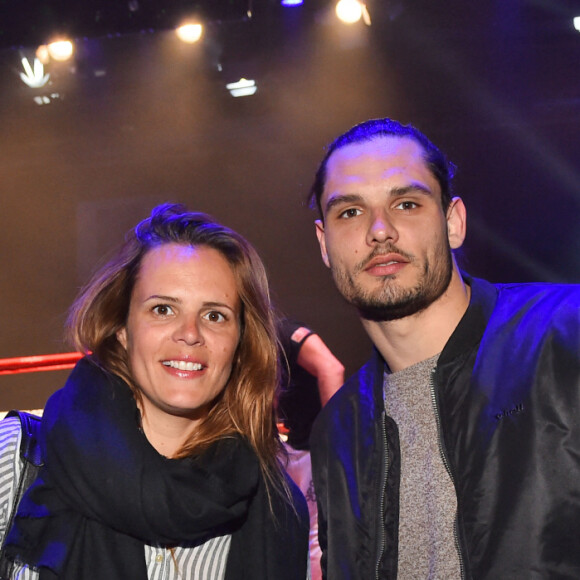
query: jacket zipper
[
  {"left": 375, "top": 409, "right": 388, "bottom": 580},
  {"left": 429, "top": 369, "right": 466, "bottom": 580}
]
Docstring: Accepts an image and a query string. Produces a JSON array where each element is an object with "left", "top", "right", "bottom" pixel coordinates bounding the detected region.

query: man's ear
[
  {"left": 315, "top": 220, "right": 331, "bottom": 268},
  {"left": 446, "top": 197, "right": 467, "bottom": 250},
  {"left": 116, "top": 327, "right": 128, "bottom": 350}
]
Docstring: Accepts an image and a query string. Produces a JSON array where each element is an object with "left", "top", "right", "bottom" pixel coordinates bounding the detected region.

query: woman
[{"left": 0, "top": 203, "right": 309, "bottom": 579}]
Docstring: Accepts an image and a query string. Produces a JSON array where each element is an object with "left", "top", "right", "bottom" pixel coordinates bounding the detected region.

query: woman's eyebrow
[{"left": 143, "top": 294, "right": 180, "bottom": 303}]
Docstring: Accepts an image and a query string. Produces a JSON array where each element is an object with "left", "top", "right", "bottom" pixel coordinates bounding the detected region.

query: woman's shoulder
[
  {"left": 0, "top": 416, "right": 22, "bottom": 461},
  {"left": 0, "top": 416, "right": 24, "bottom": 533}
]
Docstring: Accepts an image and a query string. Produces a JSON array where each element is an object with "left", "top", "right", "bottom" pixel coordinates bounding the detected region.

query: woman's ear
[
  {"left": 446, "top": 197, "right": 467, "bottom": 250},
  {"left": 117, "top": 328, "right": 128, "bottom": 349}
]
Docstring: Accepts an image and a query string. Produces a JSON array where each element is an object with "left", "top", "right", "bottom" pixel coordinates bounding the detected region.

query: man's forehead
[
  {"left": 328, "top": 135, "right": 426, "bottom": 168},
  {"left": 323, "top": 136, "right": 433, "bottom": 191}
]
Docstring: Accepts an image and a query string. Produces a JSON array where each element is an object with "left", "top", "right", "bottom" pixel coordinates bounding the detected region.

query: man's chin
[
  {"left": 352, "top": 285, "right": 445, "bottom": 322},
  {"left": 356, "top": 299, "right": 428, "bottom": 322}
]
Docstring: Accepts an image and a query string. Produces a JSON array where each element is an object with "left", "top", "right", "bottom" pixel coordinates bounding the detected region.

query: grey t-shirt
[{"left": 384, "top": 354, "right": 461, "bottom": 579}]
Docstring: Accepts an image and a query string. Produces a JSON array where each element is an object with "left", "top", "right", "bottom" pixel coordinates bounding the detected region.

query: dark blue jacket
[{"left": 311, "top": 275, "right": 580, "bottom": 579}]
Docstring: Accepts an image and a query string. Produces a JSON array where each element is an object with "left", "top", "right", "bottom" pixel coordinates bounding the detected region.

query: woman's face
[{"left": 117, "top": 243, "right": 241, "bottom": 427}]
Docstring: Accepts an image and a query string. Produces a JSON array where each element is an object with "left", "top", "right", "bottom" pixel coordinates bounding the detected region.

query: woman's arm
[{"left": 296, "top": 333, "right": 345, "bottom": 407}]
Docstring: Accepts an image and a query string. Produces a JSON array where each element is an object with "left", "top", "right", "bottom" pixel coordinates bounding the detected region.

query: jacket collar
[
  {"left": 367, "top": 272, "right": 498, "bottom": 403},
  {"left": 438, "top": 273, "right": 497, "bottom": 367}
]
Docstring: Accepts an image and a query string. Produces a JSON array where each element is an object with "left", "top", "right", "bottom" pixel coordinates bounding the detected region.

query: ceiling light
[
  {"left": 47, "top": 40, "right": 74, "bottom": 62},
  {"left": 20, "top": 57, "right": 50, "bottom": 88},
  {"left": 176, "top": 23, "right": 203, "bottom": 43},
  {"left": 226, "top": 78, "right": 257, "bottom": 97},
  {"left": 335, "top": 0, "right": 363, "bottom": 24}
]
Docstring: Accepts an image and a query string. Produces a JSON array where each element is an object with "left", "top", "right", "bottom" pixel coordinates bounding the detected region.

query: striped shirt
[{"left": 0, "top": 417, "right": 231, "bottom": 580}]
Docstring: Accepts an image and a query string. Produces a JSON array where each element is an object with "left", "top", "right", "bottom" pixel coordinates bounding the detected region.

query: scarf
[{"left": 4, "top": 356, "right": 264, "bottom": 579}]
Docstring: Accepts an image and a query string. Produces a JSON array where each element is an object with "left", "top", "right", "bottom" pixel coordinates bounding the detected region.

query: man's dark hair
[{"left": 308, "top": 118, "right": 456, "bottom": 219}]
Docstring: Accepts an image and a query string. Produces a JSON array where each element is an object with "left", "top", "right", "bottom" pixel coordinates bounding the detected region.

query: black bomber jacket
[{"left": 310, "top": 275, "right": 580, "bottom": 579}]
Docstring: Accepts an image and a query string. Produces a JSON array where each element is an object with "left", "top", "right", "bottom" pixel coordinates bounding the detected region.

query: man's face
[{"left": 315, "top": 136, "right": 461, "bottom": 321}]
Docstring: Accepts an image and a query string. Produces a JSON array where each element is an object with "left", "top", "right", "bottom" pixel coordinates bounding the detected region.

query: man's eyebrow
[
  {"left": 324, "top": 193, "right": 364, "bottom": 214},
  {"left": 390, "top": 184, "right": 434, "bottom": 197},
  {"left": 324, "top": 184, "right": 434, "bottom": 214}
]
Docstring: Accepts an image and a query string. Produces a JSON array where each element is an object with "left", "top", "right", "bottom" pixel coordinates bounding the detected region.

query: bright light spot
[
  {"left": 281, "top": 0, "right": 304, "bottom": 6},
  {"left": 35, "top": 45, "right": 50, "bottom": 64},
  {"left": 226, "top": 78, "right": 257, "bottom": 97},
  {"left": 33, "top": 93, "right": 61, "bottom": 105},
  {"left": 47, "top": 40, "right": 74, "bottom": 61},
  {"left": 574, "top": 17, "right": 580, "bottom": 32},
  {"left": 176, "top": 23, "right": 203, "bottom": 43},
  {"left": 20, "top": 58, "right": 50, "bottom": 88},
  {"left": 336, "top": 0, "right": 364, "bottom": 24}
]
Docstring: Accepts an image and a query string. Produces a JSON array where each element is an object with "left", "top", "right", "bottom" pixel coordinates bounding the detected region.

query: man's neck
[{"left": 361, "top": 269, "right": 471, "bottom": 373}]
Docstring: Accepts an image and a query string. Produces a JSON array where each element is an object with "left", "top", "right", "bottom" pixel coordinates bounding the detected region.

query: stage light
[
  {"left": 574, "top": 17, "right": 580, "bottom": 32},
  {"left": 36, "top": 45, "right": 50, "bottom": 64},
  {"left": 176, "top": 23, "right": 203, "bottom": 43},
  {"left": 226, "top": 78, "right": 257, "bottom": 97},
  {"left": 47, "top": 40, "right": 74, "bottom": 62},
  {"left": 33, "top": 92, "right": 62, "bottom": 106},
  {"left": 20, "top": 57, "right": 50, "bottom": 88},
  {"left": 281, "top": 0, "right": 304, "bottom": 6},
  {"left": 335, "top": 0, "right": 363, "bottom": 24}
]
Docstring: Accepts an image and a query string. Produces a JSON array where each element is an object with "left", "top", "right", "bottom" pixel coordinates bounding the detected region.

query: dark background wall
[{"left": 1, "top": 0, "right": 579, "bottom": 410}]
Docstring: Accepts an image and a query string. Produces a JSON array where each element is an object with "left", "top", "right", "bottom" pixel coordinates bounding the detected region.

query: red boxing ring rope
[{"left": 0, "top": 352, "right": 84, "bottom": 376}]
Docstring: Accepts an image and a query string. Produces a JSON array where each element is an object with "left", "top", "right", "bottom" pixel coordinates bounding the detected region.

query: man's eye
[
  {"left": 395, "top": 201, "right": 418, "bottom": 211},
  {"left": 203, "top": 311, "right": 226, "bottom": 323},
  {"left": 152, "top": 305, "right": 174, "bottom": 316},
  {"left": 339, "top": 208, "right": 362, "bottom": 219}
]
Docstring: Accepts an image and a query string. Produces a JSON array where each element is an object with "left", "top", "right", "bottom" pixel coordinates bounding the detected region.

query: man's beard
[{"left": 330, "top": 240, "right": 453, "bottom": 322}]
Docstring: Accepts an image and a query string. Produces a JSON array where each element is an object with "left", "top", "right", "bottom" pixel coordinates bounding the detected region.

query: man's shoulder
[
  {"left": 493, "top": 281, "right": 580, "bottom": 315},
  {"left": 484, "top": 282, "right": 580, "bottom": 348},
  {"left": 495, "top": 280, "right": 580, "bottom": 294},
  {"left": 466, "top": 275, "right": 580, "bottom": 322},
  {"left": 334, "top": 351, "right": 382, "bottom": 399},
  {"left": 313, "top": 352, "right": 383, "bottom": 432}
]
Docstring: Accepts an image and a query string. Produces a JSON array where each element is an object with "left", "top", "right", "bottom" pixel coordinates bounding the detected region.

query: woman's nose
[{"left": 173, "top": 316, "right": 204, "bottom": 346}]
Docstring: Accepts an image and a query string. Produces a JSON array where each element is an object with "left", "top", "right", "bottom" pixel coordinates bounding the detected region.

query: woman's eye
[
  {"left": 339, "top": 208, "right": 362, "bottom": 219},
  {"left": 152, "top": 304, "right": 174, "bottom": 317},
  {"left": 203, "top": 311, "right": 226, "bottom": 323}
]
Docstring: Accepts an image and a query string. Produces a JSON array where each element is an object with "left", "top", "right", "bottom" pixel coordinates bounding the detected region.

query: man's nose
[{"left": 366, "top": 211, "right": 398, "bottom": 245}]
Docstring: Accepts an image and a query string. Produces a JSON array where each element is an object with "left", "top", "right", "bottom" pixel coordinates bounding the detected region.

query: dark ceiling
[{"left": 0, "top": 0, "right": 253, "bottom": 48}]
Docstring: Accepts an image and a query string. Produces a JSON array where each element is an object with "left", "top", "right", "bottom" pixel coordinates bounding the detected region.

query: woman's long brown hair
[{"left": 67, "top": 203, "right": 285, "bottom": 497}]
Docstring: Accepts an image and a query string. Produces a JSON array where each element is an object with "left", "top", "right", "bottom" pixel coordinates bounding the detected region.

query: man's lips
[{"left": 364, "top": 254, "right": 409, "bottom": 275}]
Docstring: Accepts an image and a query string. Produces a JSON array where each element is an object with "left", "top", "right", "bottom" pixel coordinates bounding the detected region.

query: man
[{"left": 308, "top": 118, "right": 580, "bottom": 579}]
